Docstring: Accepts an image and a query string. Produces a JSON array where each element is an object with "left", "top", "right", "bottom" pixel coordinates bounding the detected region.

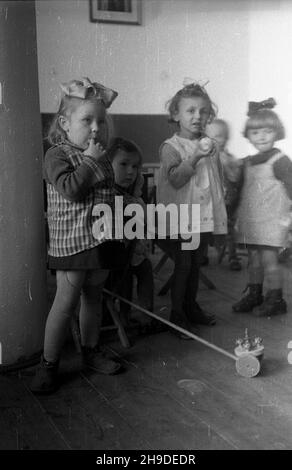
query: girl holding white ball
[{"left": 157, "top": 81, "right": 227, "bottom": 338}]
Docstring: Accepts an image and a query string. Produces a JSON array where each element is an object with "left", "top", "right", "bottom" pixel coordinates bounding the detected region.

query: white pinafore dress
[
  {"left": 236, "top": 151, "right": 291, "bottom": 248},
  {"left": 157, "top": 134, "right": 227, "bottom": 237}
]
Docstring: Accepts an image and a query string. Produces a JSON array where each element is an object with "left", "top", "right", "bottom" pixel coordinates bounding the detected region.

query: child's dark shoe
[
  {"left": 229, "top": 257, "right": 242, "bottom": 271},
  {"left": 30, "top": 356, "right": 59, "bottom": 395},
  {"left": 186, "top": 302, "right": 216, "bottom": 326},
  {"left": 82, "top": 346, "right": 122, "bottom": 375},
  {"left": 200, "top": 256, "right": 209, "bottom": 266},
  {"left": 149, "top": 318, "right": 168, "bottom": 333},
  {"left": 169, "top": 313, "right": 198, "bottom": 340},
  {"left": 139, "top": 318, "right": 168, "bottom": 335},
  {"left": 253, "top": 289, "right": 287, "bottom": 317},
  {"left": 279, "top": 247, "right": 292, "bottom": 263},
  {"left": 232, "top": 284, "right": 263, "bottom": 313}
]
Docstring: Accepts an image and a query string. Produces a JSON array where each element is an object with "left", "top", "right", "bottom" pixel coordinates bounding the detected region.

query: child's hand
[
  {"left": 83, "top": 138, "right": 105, "bottom": 160},
  {"left": 198, "top": 137, "right": 216, "bottom": 156},
  {"left": 189, "top": 137, "right": 216, "bottom": 167}
]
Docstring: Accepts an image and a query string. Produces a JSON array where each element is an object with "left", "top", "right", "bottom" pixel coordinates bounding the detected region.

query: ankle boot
[
  {"left": 82, "top": 345, "right": 122, "bottom": 375},
  {"left": 229, "top": 257, "right": 242, "bottom": 271},
  {"left": 253, "top": 289, "right": 287, "bottom": 317},
  {"left": 186, "top": 301, "right": 216, "bottom": 326},
  {"left": 30, "top": 355, "right": 59, "bottom": 394},
  {"left": 169, "top": 311, "right": 197, "bottom": 340},
  {"left": 232, "top": 284, "right": 263, "bottom": 313}
]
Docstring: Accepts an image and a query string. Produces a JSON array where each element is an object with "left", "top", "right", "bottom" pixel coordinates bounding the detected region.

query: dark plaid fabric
[{"left": 45, "top": 142, "right": 115, "bottom": 257}]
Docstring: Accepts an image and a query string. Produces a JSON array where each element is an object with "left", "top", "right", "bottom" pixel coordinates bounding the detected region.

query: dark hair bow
[
  {"left": 247, "top": 97, "right": 276, "bottom": 116},
  {"left": 60, "top": 77, "right": 118, "bottom": 108}
]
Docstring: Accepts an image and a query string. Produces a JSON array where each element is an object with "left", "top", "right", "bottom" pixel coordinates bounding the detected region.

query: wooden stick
[{"left": 103, "top": 288, "right": 236, "bottom": 361}]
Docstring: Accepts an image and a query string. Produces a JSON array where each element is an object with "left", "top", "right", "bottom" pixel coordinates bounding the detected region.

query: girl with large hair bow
[
  {"left": 30, "top": 77, "right": 124, "bottom": 394},
  {"left": 232, "top": 98, "right": 292, "bottom": 317}
]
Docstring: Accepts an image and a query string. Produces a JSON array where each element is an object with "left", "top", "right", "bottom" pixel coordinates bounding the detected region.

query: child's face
[
  {"left": 206, "top": 122, "right": 228, "bottom": 151},
  {"left": 247, "top": 127, "right": 277, "bottom": 153},
  {"left": 112, "top": 150, "right": 140, "bottom": 188},
  {"left": 174, "top": 96, "right": 210, "bottom": 139},
  {"left": 61, "top": 100, "right": 106, "bottom": 149}
]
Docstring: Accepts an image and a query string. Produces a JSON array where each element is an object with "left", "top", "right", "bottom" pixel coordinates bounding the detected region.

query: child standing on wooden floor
[
  {"left": 157, "top": 81, "right": 227, "bottom": 339},
  {"left": 107, "top": 137, "right": 163, "bottom": 333},
  {"left": 232, "top": 98, "right": 292, "bottom": 316},
  {"left": 31, "top": 77, "right": 124, "bottom": 394},
  {"left": 206, "top": 118, "right": 243, "bottom": 271}
]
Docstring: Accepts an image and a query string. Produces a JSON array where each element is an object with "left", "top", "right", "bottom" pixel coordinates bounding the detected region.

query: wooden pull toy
[
  {"left": 234, "top": 328, "right": 264, "bottom": 378},
  {"left": 103, "top": 289, "right": 264, "bottom": 378}
]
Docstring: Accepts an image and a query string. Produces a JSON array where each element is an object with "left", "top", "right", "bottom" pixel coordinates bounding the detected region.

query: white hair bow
[
  {"left": 60, "top": 77, "right": 118, "bottom": 108},
  {"left": 182, "top": 77, "right": 210, "bottom": 88}
]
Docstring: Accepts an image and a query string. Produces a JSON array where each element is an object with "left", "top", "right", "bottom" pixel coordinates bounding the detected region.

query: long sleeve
[
  {"left": 273, "top": 155, "right": 292, "bottom": 200},
  {"left": 226, "top": 163, "right": 245, "bottom": 215},
  {"left": 44, "top": 146, "right": 108, "bottom": 202},
  {"left": 113, "top": 184, "right": 146, "bottom": 210},
  {"left": 160, "top": 142, "right": 196, "bottom": 189}
]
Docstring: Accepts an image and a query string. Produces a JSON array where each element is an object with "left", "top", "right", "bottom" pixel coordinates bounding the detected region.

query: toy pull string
[{"left": 104, "top": 288, "right": 237, "bottom": 361}]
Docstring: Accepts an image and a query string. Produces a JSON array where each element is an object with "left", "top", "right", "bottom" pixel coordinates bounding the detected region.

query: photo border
[{"left": 90, "top": 0, "right": 142, "bottom": 25}]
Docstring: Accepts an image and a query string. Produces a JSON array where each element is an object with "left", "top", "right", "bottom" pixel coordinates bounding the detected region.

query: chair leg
[
  {"left": 217, "top": 244, "right": 226, "bottom": 264},
  {"left": 158, "top": 273, "right": 173, "bottom": 296},
  {"left": 70, "top": 315, "right": 82, "bottom": 354},
  {"left": 154, "top": 253, "right": 170, "bottom": 274},
  {"left": 106, "top": 298, "right": 131, "bottom": 349},
  {"left": 70, "top": 300, "right": 131, "bottom": 351},
  {"left": 199, "top": 271, "right": 216, "bottom": 290}
]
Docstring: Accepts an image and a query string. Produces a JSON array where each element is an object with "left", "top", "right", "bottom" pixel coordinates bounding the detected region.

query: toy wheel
[{"left": 236, "top": 354, "right": 261, "bottom": 378}]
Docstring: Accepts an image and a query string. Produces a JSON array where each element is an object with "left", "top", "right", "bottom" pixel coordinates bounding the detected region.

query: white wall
[
  {"left": 248, "top": 0, "right": 292, "bottom": 156},
  {"left": 36, "top": 0, "right": 250, "bottom": 156},
  {"left": 36, "top": 0, "right": 292, "bottom": 158}
]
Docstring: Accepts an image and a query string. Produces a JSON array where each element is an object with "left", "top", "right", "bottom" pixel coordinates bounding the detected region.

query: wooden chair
[{"left": 70, "top": 297, "right": 131, "bottom": 352}]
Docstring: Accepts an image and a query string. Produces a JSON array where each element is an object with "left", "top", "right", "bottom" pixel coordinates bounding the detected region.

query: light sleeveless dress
[
  {"left": 157, "top": 134, "right": 227, "bottom": 237},
  {"left": 236, "top": 151, "right": 291, "bottom": 248}
]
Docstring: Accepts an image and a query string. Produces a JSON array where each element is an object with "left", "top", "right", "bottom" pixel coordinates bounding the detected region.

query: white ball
[{"left": 199, "top": 137, "right": 213, "bottom": 152}]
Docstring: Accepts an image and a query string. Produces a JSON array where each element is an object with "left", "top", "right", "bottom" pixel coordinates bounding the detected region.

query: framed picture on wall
[{"left": 90, "top": 0, "right": 142, "bottom": 25}]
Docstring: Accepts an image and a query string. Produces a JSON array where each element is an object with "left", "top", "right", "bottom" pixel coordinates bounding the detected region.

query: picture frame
[{"left": 90, "top": 0, "right": 142, "bottom": 25}]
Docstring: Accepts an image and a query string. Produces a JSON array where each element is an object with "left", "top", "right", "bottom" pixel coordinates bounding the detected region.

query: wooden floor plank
[
  {"left": 81, "top": 361, "right": 234, "bottom": 450},
  {"left": 154, "top": 257, "right": 292, "bottom": 414},
  {"left": 20, "top": 360, "right": 149, "bottom": 450},
  {"left": 1, "top": 246, "right": 292, "bottom": 449},
  {"left": 153, "top": 250, "right": 292, "bottom": 373},
  {"left": 195, "top": 290, "right": 292, "bottom": 412},
  {"left": 106, "top": 332, "right": 292, "bottom": 450},
  {"left": 0, "top": 375, "right": 67, "bottom": 450}
]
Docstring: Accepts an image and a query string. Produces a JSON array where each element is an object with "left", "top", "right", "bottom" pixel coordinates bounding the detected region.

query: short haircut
[
  {"left": 107, "top": 136, "right": 143, "bottom": 165},
  {"left": 243, "top": 109, "right": 285, "bottom": 140},
  {"left": 208, "top": 118, "right": 230, "bottom": 140}
]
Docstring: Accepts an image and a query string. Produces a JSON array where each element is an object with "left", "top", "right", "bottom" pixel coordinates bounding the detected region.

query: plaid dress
[{"left": 44, "top": 142, "right": 115, "bottom": 269}]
